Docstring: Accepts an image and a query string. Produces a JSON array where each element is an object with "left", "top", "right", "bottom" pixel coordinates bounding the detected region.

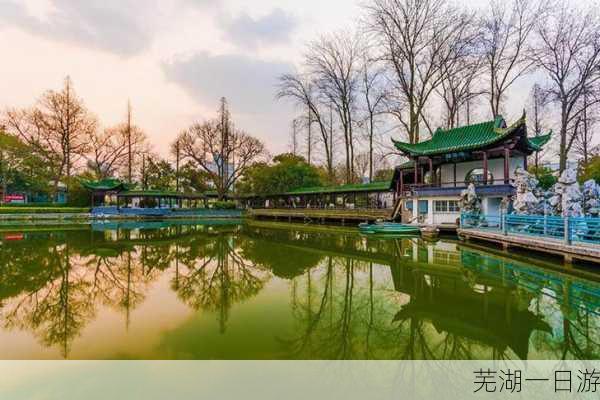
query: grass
[
  {"left": 0, "top": 207, "right": 90, "bottom": 214},
  {"left": 0, "top": 203, "right": 73, "bottom": 207}
]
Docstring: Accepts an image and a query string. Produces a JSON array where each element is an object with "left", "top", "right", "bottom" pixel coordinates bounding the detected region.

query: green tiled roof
[
  {"left": 393, "top": 115, "right": 551, "bottom": 156},
  {"left": 118, "top": 190, "right": 205, "bottom": 199},
  {"left": 284, "top": 181, "right": 392, "bottom": 196},
  {"left": 398, "top": 160, "right": 415, "bottom": 170},
  {"left": 528, "top": 132, "right": 552, "bottom": 150},
  {"left": 82, "top": 178, "right": 132, "bottom": 191}
]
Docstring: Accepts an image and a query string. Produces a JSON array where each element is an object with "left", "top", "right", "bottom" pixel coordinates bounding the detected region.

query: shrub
[
  {"left": 529, "top": 165, "right": 557, "bottom": 190},
  {"left": 0, "top": 202, "right": 68, "bottom": 208},
  {"left": 65, "top": 178, "right": 92, "bottom": 207},
  {"left": 212, "top": 201, "right": 237, "bottom": 210},
  {"left": 0, "top": 207, "right": 90, "bottom": 214}
]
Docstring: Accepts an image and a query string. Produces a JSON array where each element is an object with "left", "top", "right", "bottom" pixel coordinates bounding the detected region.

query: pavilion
[
  {"left": 389, "top": 113, "right": 552, "bottom": 225},
  {"left": 82, "top": 179, "right": 215, "bottom": 209}
]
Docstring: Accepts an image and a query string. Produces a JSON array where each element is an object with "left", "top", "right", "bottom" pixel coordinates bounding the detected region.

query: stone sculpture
[
  {"left": 459, "top": 183, "right": 481, "bottom": 214},
  {"left": 583, "top": 179, "right": 600, "bottom": 217},
  {"left": 548, "top": 166, "right": 583, "bottom": 217},
  {"left": 512, "top": 167, "right": 541, "bottom": 215}
]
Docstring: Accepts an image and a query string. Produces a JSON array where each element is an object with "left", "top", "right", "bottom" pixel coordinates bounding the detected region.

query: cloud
[
  {"left": 162, "top": 52, "right": 294, "bottom": 115},
  {"left": 220, "top": 8, "right": 298, "bottom": 49},
  {"left": 0, "top": 0, "right": 159, "bottom": 56}
]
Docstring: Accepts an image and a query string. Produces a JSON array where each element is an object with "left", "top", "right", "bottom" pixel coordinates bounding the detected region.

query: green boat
[{"left": 358, "top": 222, "right": 421, "bottom": 235}]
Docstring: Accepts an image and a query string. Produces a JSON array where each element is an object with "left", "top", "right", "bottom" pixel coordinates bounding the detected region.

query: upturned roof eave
[{"left": 392, "top": 115, "right": 528, "bottom": 157}]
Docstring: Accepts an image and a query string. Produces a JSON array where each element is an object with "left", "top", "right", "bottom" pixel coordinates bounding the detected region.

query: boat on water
[{"left": 358, "top": 222, "right": 421, "bottom": 235}]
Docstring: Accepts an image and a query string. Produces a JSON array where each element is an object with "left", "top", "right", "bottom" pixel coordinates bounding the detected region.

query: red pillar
[
  {"left": 453, "top": 163, "right": 457, "bottom": 187},
  {"left": 400, "top": 170, "right": 404, "bottom": 196},
  {"left": 414, "top": 158, "right": 418, "bottom": 184},
  {"left": 428, "top": 157, "right": 433, "bottom": 186},
  {"left": 483, "top": 152, "right": 489, "bottom": 185},
  {"left": 504, "top": 148, "right": 510, "bottom": 184}
]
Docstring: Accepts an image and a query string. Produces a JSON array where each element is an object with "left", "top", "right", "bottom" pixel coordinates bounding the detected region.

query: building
[
  {"left": 1, "top": 182, "right": 67, "bottom": 204},
  {"left": 390, "top": 114, "right": 552, "bottom": 226},
  {"left": 238, "top": 181, "right": 395, "bottom": 210},
  {"left": 82, "top": 178, "right": 217, "bottom": 216}
]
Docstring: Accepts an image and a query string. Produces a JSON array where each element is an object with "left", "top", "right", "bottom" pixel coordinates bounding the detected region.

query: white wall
[
  {"left": 409, "top": 195, "right": 508, "bottom": 225},
  {"left": 440, "top": 156, "right": 525, "bottom": 187},
  {"left": 410, "top": 196, "right": 462, "bottom": 225}
]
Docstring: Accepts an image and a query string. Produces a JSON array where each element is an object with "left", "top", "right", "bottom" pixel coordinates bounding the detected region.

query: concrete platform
[{"left": 458, "top": 228, "right": 600, "bottom": 265}]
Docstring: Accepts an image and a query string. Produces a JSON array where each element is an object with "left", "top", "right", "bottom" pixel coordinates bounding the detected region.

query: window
[
  {"left": 418, "top": 200, "right": 429, "bottom": 215},
  {"left": 465, "top": 168, "right": 494, "bottom": 185},
  {"left": 405, "top": 200, "right": 413, "bottom": 211},
  {"left": 434, "top": 200, "right": 460, "bottom": 213},
  {"left": 449, "top": 200, "right": 460, "bottom": 212}
]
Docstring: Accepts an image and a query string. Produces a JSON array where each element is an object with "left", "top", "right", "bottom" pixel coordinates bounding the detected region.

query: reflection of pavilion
[
  {"left": 250, "top": 223, "right": 553, "bottom": 359},
  {"left": 389, "top": 261, "right": 551, "bottom": 359}
]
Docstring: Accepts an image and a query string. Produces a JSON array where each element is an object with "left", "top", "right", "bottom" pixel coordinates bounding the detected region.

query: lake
[{"left": 0, "top": 220, "right": 598, "bottom": 360}]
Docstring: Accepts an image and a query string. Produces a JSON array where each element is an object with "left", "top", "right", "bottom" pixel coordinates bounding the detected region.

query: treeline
[
  {"left": 1, "top": 80, "right": 267, "bottom": 203},
  {"left": 278, "top": 0, "right": 600, "bottom": 182}
]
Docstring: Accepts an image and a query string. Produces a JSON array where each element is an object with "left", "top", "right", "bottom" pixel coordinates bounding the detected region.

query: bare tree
[
  {"left": 277, "top": 74, "right": 334, "bottom": 177},
  {"left": 532, "top": 2, "right": 600, "bottom": 172},
  {"left": 290, "top": 119, "right": 299, "bottom": 156},
  {"left": 3, "top": 77, "right": 96, "bottom": 197},
  {"left": 125, "top": 101, "right": 134, "bottom": 183},
  {"left": 573, "top": 89, "right": 598, "bottom": 166},
  {"left": 85, "top": 123, "right": 147, "bottom": 180},
  {"left": 354, "top": 152, "right": 370, "bottom": 181},
  {"left": 217, "top": 97, "right": 231, "bottom": 193},
  {"left": 527, "top": 83, "right": 549, "bottom": 170},
  {"left": 437, "top": 36, "right": 484, "bottom": 129},
  {"left": 365, "top": 0, "right": 474, "bottom": 144},
  {"left": 175, "top": 120, "right": 266, "bottom": 199},
  {"left": 305, "top": 31, "right": 362, "bottom": 183},
  {"left": 481, "top": 0, "right": 539, "bottom": 117},
  {"left": 360, "top": 56, "right": 388, "bottom": 182}
]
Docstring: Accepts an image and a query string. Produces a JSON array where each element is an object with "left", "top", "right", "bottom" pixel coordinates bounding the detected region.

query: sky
[
  {"left": 0, "top": 0, "right": 364, "bottom": 157},
  {"left": 2, "top": 0, "right": 591, "bottom": 162}
]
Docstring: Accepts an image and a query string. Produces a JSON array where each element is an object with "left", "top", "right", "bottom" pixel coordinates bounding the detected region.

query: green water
[{"left": 0, "top": 220, "right": 599, "bottom": 360}]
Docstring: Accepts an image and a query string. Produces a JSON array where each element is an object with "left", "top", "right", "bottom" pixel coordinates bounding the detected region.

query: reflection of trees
[
  {"left": 172, "top": 233, "right": 269, "bottom": 333},
  {"left": 528, "top": 283, "right": 600, "bottom": 360},
  {"left": 0, "top": 226, "right": 208, "bottom": 357},
  {"left": 460, "top": 249, "right": 600, "bottom": 360},
  {"left": 86, "top": 248, "right": 157, "bottom": 329},
  {"left": 280, "top": 237, "right": 600, "bottom": 360},
  {"left": 283, "top": 256, "right": 403, "bottom": 359},
  {"left": 237, "top": 235, "right": 323, "bottom": 279},
  {"left": 2, "top": 223, "right": 600, "bottom": 360},
  {"left": 2, "top": 243, "right": 95, "bottom": 358}
]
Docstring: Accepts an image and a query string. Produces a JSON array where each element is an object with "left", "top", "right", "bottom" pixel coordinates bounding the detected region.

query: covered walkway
[{"left": 240, "top": 181, "right": 395, "bottom": 210}]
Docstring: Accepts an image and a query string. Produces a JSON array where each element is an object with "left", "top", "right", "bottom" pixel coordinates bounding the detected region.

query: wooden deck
[
  {"left": 458, "top": 228, "right": 600, "bottom": 265},
  {"left": 246, "top": 208, "right": 392, "bottom": 224}
]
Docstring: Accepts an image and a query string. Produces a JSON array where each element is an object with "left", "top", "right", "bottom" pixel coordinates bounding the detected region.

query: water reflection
[{"left": 0, "top": 220, "right": 599, "bottom": 360}]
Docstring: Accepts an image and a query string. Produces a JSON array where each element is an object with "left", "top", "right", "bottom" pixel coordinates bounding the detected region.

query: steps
[{"left": 391, "top": 199, "right": 403, "bottom": 221}]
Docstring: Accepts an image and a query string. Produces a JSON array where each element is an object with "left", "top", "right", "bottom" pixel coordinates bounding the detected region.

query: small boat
[{"left": 359, "top": 222, "right": 421, "bottom": 235}]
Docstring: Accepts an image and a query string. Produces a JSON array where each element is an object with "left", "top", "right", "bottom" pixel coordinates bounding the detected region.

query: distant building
[
  {"left": 205, "top": 155, "right": 235, "bottom": 189},
  {"left": 541, "top": 161, "right": 578, "bottom": 174},
  {"left": 2, "top": 182, "right": 67, "bottom": 204}
]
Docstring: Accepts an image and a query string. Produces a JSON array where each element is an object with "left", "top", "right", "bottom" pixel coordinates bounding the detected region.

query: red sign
[
  {"left": 3, "top": 194, "right": 25, "bottom": 203},
  {"left": 3, "top": 233, "right": 24, "bottom": 241}
]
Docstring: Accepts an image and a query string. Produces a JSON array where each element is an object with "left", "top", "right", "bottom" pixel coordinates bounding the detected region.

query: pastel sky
[
  {"left": 1, "top": 0, "right": 585, "bottom": 159},
  {"left": 0, "top": 0, "right": 366, "bottom": 156}
]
